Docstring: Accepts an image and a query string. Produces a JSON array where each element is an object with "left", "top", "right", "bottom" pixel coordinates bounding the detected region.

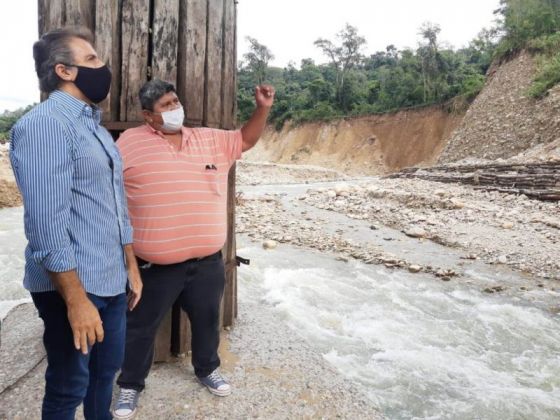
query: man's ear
[
  {"left": 142, "top": 109, "right": 153, "bottom": 123},
  {"left": 54, "top": 63, "right": 76, "bottom": 82}
]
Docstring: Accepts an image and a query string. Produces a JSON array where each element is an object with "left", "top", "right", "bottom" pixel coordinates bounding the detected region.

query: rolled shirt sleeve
[
  {"left": 10, "top": 116, "right": 77, "bottom": 272},
  {"left": 214, "top": 129, "right": 243, "bottom": 167}
]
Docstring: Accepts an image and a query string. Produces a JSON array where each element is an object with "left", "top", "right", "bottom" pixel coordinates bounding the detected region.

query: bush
[
  {"left": 527, "top": 32, "right": 560, "bottom": 55},
  {"left": 459, "top": 74, "right": 486, "bottom": 99},
  {"left": 528, "top": 53, "right": 560, "bottom": 98}
]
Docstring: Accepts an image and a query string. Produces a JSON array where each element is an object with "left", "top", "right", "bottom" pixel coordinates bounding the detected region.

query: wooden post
[{"left": 37, "top": 0, "right": 239, "bottom": 363}]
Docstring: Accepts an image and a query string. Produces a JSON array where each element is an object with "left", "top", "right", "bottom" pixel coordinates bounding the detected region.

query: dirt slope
[
  {"left": 244, "top": 106, "right": 464, "bottom": 175},
  {"left": 439, "top": 52, "right": 560, "bottom": 164}
]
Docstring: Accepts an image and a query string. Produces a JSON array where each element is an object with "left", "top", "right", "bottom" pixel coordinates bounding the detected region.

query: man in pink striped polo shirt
[{"left": 113, "top": 79, "right": 274, "bottom": 418}]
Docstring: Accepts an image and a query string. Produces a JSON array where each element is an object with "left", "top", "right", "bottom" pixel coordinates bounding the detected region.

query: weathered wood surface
[
  {"left": 120, "top": 0, "right": 150, "bottom": 121},
  {"left": 95, "top": 0, "right": 120, "bottom": 121},
  {"left": 38, "top": 0, "right": 239, "bottom": 362},
  {"left": 221, "top": 0, "right": 236, "bottom": 128},
  {"left": 223, "top": 164, "right": 237, "bottom": 327},
  {"left": 205, "top": 0, "right": 224, "bottom": 128},
  {"left": 152, "top": 0, "right": 180, "bottom": 83},
  {"left": 153, "top": 310, "right": 172, "bottom": 363},
  {"left": 389, "top": 162, "right": 560, "bottom": 201},
  {"left": 179, "top": 0, "right": 208, "bottom": 126},
  {"left": 65, "top": 0, "right": 94, "bottom": 29},
  {"left": 38, "top": 0, "right": 64, "bottom": 36}
]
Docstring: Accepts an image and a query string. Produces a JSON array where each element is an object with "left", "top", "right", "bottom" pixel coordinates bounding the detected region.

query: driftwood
[{"left": 388, "top": 162, "right": 560, "bottom": 201}]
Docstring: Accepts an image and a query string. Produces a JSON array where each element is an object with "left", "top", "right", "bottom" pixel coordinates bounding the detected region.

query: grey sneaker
[
  {"left": 113, "top": 388, "right": 140, "bottom": 419},
  {"left": 198, "top": 369, "right": 231, "bottom": 396}
]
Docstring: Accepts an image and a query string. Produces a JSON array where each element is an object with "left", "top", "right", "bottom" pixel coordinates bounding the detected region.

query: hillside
[
  {"left": 440, "top": 52, "right": 560, "bottom": 164},
  {"left": 246, "top": 51, "right": 560, "bottom": 173},
  {"left": 244, "top": 105, "right": 464, "bottom": 175}
]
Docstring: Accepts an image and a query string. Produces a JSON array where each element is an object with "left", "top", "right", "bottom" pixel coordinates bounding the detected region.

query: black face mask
[{"left": 71, "top": 64, "right": 112, "bottom": 104}]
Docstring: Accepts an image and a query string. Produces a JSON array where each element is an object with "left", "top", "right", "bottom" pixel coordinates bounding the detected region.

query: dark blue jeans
[{"left": 31, "top": 291, "right": 127, "bottom": 420}]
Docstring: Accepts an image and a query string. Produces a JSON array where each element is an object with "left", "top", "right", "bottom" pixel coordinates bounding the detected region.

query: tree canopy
[
  {"left": 238, "top": 0, "right": 560, "bottom": 128},
  {"left": 238, "top": 23, "right": 496, "bottom": 129}
]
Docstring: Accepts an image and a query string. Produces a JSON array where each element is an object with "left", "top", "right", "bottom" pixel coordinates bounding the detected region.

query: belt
[{"left": 136, "top": 250, "right": 222, "bottom": 269}]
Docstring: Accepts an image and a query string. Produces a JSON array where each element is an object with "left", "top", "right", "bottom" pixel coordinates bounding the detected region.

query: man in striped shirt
[
  {"left": 9, "top": 27, "right": 142, "bottom": 420},
  {"left": 113, "top": 79, "right": 274, "bottom": 417}
]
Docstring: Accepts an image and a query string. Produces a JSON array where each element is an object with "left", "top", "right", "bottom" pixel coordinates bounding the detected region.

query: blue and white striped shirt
[{"left": 9, "top": 90, "right": 133, "bottom": 296}]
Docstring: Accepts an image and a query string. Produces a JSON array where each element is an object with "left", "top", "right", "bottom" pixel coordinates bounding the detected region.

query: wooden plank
[
  {"left": 95, "top": 0, "right": 121, "bottom": 121},
  {"left": 65, "top": 0, "right": 94, "bottom": 29},
  {"left": 38, "top": 0, "right": 65, "bottom": 35},
  {"left": 154, "top": 309, "right": 172, "bottom": 362},
  {"left": 178, "top": 0, "right": 207, "bottom": 126},
  {"left": 171, "top": 302, "right": 192, "bottom": 355},
  {"left": 221, "top": 0, "right": 237, "bottom": 326},
  {"left": 204, "top": 0, "right": 224, "bottom": 128},
  {"left": 120, "top": 0, "right": 150, "bottom": 121},
  {"left": 222, "top": 163, "right": 237, "bottom": 326},
  {"left": 102, "top": 121, "right": 144, "bottom": 131},
  {"left": 152, "top": 0, "right": 180, "bottom": 83},
  {"left": 221, "top": 0, "right": 236, "bottom": 129}
]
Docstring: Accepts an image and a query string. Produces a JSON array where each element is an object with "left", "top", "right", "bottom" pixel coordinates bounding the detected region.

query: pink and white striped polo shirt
[{"left": 116, "top": 124, "right": 242, "bottom": 264}]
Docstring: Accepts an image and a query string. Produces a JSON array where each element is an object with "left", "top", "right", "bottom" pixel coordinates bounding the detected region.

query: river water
[{"left": 1, "top": 182, "right": 560, "bottom": 419}]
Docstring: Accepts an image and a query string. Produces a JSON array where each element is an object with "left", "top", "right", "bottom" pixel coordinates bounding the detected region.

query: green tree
[
  {"left": 495, "top": 0, "right": 560, "bottom": 57},
  {"left": 0, "top": 105, "right": 34, "bottom": 143},
  {"left": 418, "top": 22, "right": 443, "bottom": 102},
  {"left": 314, "top": 24, "right": 366, "bottom": 107},
  {"left": 242, "top": 37, "right": 274, "bottom": 84}
]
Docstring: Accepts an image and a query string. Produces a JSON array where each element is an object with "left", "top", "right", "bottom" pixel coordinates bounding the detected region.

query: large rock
[
  {"left": 404, "top": 227, "right": 428, "bottom": 238},
  {"left": 0, "top": 303, "right": 44, "bottom": 394}
]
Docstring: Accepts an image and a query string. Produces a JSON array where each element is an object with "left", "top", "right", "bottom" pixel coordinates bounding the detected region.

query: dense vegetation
[{"left": 238, "top": 0, "right": 560, "bottom": 127}]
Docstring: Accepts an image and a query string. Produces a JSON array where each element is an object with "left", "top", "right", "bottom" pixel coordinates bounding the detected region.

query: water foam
[{"left": 252, "top": 250, "right": 560, "bottom": 419}]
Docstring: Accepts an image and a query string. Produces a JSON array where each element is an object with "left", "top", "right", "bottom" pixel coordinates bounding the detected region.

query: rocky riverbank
[{"left": 236, "top": 162, "right": 560, "bottom": 284}]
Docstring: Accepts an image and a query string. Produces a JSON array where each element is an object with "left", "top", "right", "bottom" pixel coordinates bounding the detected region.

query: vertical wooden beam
[
  {"left": 95, "top": 0, "right": 121, "bottom": 121},
  {"left": 154, "top": 310, "right": 172, "bottom": 362},
  {"left": 221, "top": 0, "right": 236, "bottom": 130},
  {"left": 120, "top": 0, "right": 150, "bottom": 121},
  {"left": 38, "top": 0, "right": 65, "bottom": 36},
  {"left": 221, "top": 0, "right": 237, "bottom": 327},
  {"left": 179, "top": 0, "right": 207, "bottom": 127},
  {"left": 65, "top": 0, "right": 94, "bottom": 29},
  {"left": 223, "top": 164, "right": 237, "bottom": 327},
  {"left": 204, "top": 0, "right": 224, "bottom": 128},
  {"left": 152, "top": 0, "right": 180, "bottom": 83}
]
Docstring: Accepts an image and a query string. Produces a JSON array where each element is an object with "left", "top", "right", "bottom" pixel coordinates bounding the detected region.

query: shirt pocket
[{"left": 201, "top": 166, "right": 222, "bottom": 196}]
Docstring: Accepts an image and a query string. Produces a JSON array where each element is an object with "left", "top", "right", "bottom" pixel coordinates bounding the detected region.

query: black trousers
[{"left": 117, "top": 251, "right": 225, "bottom": 391}]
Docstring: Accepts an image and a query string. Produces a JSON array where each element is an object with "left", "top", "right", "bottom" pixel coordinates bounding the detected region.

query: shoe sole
[{"left": 112, "top": 408, "right": 138, "bottom": 420}]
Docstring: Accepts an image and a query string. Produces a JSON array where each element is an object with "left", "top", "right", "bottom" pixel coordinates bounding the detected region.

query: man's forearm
[
  {"left": 49, "top": 270, "right": 88, "bottom": 305},
  {"left": 123, "top": 244, "right": 139, "bottom": 273},
  {"left": 240, "top": 105, "right": 271, "bottom": 152}
]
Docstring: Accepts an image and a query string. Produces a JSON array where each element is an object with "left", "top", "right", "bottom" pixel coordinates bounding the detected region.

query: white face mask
[{"left": 160, "top": 106, "right": 184, "bottom": 133}]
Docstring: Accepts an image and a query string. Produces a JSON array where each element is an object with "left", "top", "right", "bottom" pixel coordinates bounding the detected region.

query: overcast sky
[{"left": 0, "top": 0, "right": 500, "bottom": 113}]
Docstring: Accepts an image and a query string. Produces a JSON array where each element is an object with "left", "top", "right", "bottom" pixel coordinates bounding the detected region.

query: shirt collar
[
  {"left": 145, "top": 123, "right": 190, "bottom": 138},
  {"left": 50, "top": 90, "right": 102, "bottom": 123}
]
